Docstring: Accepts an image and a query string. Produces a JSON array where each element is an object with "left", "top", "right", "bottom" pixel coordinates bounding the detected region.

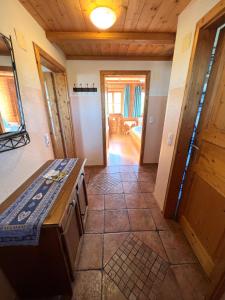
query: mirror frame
[{"left": 0, "top": 33, "right": 30, "bottom": 153}]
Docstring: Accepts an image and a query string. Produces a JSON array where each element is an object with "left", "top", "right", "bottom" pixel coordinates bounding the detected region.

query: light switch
[
  {"left": 44, "top": 133, "right": 50, "bottom": 147},
  {"left": 167, "top": 133, "right": 174, "bottom": 146},
  {"left": 149, "top": 116, "right": 155, "bottom": 124}
]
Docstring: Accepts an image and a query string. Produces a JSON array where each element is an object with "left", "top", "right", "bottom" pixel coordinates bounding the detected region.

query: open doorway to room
[{"left": 101, "top": 71, "right": 150, "bottom": 166}]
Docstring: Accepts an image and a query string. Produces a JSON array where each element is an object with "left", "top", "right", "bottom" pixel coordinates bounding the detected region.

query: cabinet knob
[{"left": 70, "top": 199, "right": 76, "bottom": 207}]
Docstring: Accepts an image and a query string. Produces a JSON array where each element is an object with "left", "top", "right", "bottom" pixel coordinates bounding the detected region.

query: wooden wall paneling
[
  {"left": 19, "top": 0, "right": 50, "bottom": 30},
  {"left": 147, "top": 0, "right": 176, "bottom": 31},
  {"left": 46, "top": 31, "right": 176, "bottom": 44},
  {"left": 54, "top": 41, "right": 174, "bottom": 59},
  {"left": 20, "top": 0, "right": 191, "bottom": 33},
  {"left": 55, "top": 0, "right": 86, "bottom": 31},
  {"left": 112, "top": 1, "right": 128, "bottom": 31},
  {"left": 66, "top": 55, "right": 173, "bottom": 61},
  {"left": 123, "top": 0, "right": 146, "bottom": 31},
  {"left": 53, "top": 73, "right": 76, "bottom": 158}
]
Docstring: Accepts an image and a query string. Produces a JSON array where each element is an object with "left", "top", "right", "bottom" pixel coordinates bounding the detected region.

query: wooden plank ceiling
[{"left": 19, "top": 0, "right": 191, "bottom": 60}]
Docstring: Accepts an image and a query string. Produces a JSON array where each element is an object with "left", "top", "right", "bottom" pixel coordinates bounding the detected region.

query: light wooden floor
[{"left": 108, "top": 134, "right": 140, "bottom": 166}]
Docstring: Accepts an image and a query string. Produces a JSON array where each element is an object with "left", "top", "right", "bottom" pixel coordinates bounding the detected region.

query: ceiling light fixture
[{"left": 90, "top": 7, "right": 116, "bottom": 30}]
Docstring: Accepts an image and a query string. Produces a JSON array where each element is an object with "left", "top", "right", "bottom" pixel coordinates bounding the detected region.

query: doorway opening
[
  {"left": 100, "top": 71, "right": 150, "bottom": 166},
  {"left": 33, "top": 44, "right": 76, "bottom": 158}
]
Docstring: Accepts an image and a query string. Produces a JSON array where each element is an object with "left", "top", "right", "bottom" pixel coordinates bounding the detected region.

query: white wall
[
  {"left": 0, "top": 0, "right": 66, "bottom": 203},
  {"left": 66, "top": 60, "right": 172, "bottom": 165},
  {"left": 154, "top": 0, "right": 220, "bottom": 210}
]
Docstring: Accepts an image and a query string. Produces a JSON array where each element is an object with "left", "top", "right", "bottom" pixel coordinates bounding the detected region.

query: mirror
[{"left": 0, "top": 33, "right": 30, "bottom": 152}]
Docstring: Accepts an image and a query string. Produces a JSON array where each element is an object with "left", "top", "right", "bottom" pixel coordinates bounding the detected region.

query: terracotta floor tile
[
  {"left": 103, "top": 232, "right": 129, "bottom": 265},
  {"left": 139, "top": 181, "right": 155, "bottom": 193},
  {"left": 89, "top": 167, "right": 107, "bottom": 175},
  {"left": 105, "top": 166, "right": 120, "bottom": 173},
  {"left": 122, "top": 182, "right": 141, "bottom": 193},
  {"left": 73, "top": 271, "right": 102, "bottom": 300},
  {"left": 171, "top": 264, "right": 209, "bottom": 300},
  {"left": 76, "top": 234, "right": 103, "bottom": 270},
  {"left": 120, "top": 172, "right": 137, "bottom": 182},
  {"left": 104, "top": 210, "right": 130, "bottom": 233},
  {"left": 125, "top": 193, "right": 152, "bottom": 208},
  {"left": 135, "top": 172, "right": 153, "bottom": 182},
  {"left": 104, "top": 194, "right": 126, "bottom": 210},
  {"left": 87, "top": 186, "right": 105, "bottom": 195},
  {"left": 89, "top": 173, "right": 121, "bottom": 183},
  {"left": 88, "top": 195, "right": 104, "bottom": 210},
  {"left": 102, "top": 272, "right": 126, "bottom": 300},
  {"left": 150, "top": 206, "right": 172, "bottom": 230},
  {"left": 88, "top": 177, "right": 123, "bottom": 194},
  {"left": 142, "top": 193, "right": 158, "bottom": 208},
  {"left": 159, "top": 225, "right": 197, "bottom": 264},
  {"left": 128, "top": 209, "right": 156, "bottom": 231},
  {"left": 133, "top": 231, "right": 168, "bottom": 261},
  {"left": 85, "top": 210, "right": 104, "bottom": 233},
  {"left": 104, "top": 183, "right": 124, "bottom": 194},
  {"left": 156, "top": 268, "right": 183, "bottom": 300},
  {"left": 119, "top": 166, "right": 134, "bottom": 173},
  {"left": 132, "top": 165, "right": 152, "bottom": 173}
]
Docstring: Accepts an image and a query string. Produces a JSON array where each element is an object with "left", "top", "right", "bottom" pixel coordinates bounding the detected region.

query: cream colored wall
[
  {"left": 154, "top": 0, "right": 220, "bottom": 210},
  {"left": 0, "top": 0, "right": 66, "bottom": 203},
  {"left": 66, "top": 60, "right": 172, "bottom": 165}
]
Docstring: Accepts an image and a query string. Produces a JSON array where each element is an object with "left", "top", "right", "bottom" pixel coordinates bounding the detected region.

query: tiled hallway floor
[{"left": 73, "top": 165, "right": 209, "bottom": 300}]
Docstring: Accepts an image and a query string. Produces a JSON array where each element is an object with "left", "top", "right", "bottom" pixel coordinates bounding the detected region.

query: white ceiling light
[{"left": 90, "top": 7, "right": 116, "bottom": 30}]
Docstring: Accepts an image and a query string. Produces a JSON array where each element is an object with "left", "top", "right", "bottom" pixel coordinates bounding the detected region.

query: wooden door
[
  {"left": 53, "top": 73, "right": 76, "bottom": 158},
  {"left": 180, "top": 29, "right": 225, "bottom": 278},
  {"left": 43, "top": 72, "right": 65, "bottom": 158}
]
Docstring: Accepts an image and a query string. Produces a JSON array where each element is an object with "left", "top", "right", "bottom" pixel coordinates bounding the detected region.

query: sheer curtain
[
  {"left": 133, "top": 85, "right": 142, "bottom": 117},
  {"left": 123, "top": 85, "right": 130, "bottom": 117}
]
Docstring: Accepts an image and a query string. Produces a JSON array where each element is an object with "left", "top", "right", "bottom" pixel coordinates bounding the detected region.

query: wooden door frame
[
  {"left": 162, "top": 1, "right": 225, "bottom": 299},
  {"left": 33, "top": 43, "right": 76, "bottom": 158},
  {"left": 100, "top": 70, "right": 151, "bottom": 166}
]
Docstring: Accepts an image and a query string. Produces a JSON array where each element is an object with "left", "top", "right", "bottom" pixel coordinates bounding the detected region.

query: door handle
[{"left": 192, "top": 144, "right": 200, "bottom": 150}]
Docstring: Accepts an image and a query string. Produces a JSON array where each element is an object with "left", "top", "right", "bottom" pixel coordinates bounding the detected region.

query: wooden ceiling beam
[
  {"left": 46, "top": 31, "right": 176, "bottom": 45},
  {"left": 66, "top": 55, "right": 173, "bottom": 61}
]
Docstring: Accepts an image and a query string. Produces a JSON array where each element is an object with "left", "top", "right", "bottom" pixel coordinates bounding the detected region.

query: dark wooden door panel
[{"left": 181, "top": 29, "right": 225, "bottom": 277}]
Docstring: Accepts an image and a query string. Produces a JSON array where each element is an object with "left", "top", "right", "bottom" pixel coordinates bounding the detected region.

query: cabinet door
[
  {"left": 62, "top": 198, "right": 82, "bottom": 279},
  {"left": 76, "top": 173, "right": 88, "bottom": 219}
]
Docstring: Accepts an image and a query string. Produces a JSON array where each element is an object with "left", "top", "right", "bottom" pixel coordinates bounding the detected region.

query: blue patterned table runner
[{"left": 0, "top": 159, "right": 77, "bottom": 246}]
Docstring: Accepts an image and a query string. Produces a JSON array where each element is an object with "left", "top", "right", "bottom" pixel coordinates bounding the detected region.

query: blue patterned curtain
[
  {"left": 133, "top": 85, "right": 142, "bottom": 117},
  {"left": 123, "top": 85, "right": 130, "bottom": 117}
]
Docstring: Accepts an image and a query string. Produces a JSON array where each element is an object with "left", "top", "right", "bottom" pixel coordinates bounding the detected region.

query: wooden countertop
[{"left": 0, "top": 158, "right": 86, "bottom": 226}]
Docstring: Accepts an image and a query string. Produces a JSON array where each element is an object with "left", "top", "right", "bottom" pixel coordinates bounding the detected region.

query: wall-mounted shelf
[{"left": 73, "top": 87, "right": 97, "bottom": 93}]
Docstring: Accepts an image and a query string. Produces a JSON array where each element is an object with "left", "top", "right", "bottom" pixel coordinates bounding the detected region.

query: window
[{"left": 107, "top": 92, "right": 122, "bottom": 114}]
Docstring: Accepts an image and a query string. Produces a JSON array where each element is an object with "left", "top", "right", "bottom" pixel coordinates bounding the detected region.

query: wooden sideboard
[{"left": 0, "top": 159, "right": 88, "bottom": 299}]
